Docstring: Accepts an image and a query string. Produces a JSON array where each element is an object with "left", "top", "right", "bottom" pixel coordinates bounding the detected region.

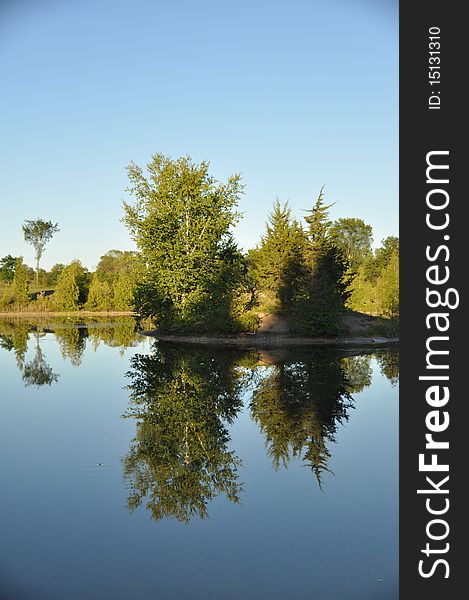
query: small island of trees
[{"left": 0, "top": 153, "right": 399, "bottom": 337}]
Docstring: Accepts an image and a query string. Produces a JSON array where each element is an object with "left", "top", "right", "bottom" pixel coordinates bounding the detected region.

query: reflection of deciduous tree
[
  {"left": 342, "top": 355, "right": 372, "bottom": 393},
  {"left": 123, "top": 343, "right": 246, "bottom": 522},
  {"left": 22, "top": 332, "right": 59, "bottom": 387},
  {"left": 375, "top": 348, "right": 399, "bottom": 386},
  {"left": 87, "top": 318, "right": 139, "bottom": 354},
  {"left": 250, "top": 350, "right": 354, "bottom": 487},
  {"left": 0, "top": 322, "right": 59, "bottom": 386}
]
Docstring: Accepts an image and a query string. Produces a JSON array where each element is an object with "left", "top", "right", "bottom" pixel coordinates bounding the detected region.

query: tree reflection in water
[
  {"left": 22, "top": 331, "right": 59, "bottom": 387},
  {"left": 250, "top": 349, "right": 355, "bottom": 487},
  {"left": 0, "top": 317, "right": 141, "bottom": 383},
  {"left": 123, "top": 343, "right": 250, "bottom": 523},
  {"left": 123, "top": 343, "right": 399, "bottom": 521},
  {"left": 0, "top": 318, "right": 399, "bottom": 522}
]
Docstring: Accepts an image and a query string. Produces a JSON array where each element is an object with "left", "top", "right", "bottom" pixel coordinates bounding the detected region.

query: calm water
[{"left": 0, "top": 318, "right": 398, "bottom": 600}]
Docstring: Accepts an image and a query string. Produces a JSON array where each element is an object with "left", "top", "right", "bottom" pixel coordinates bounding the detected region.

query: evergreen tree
[
  {"left": 54, "top": 260, "right": 89, "bottom": 310},
  {"left": 304, "top": 186, "right": 333, "bottom": 243},
  {"left": 86, "top": 273, "right": 113, "bottom": 310},
  {"left": 251, "top": 200, "right": 308, "bottom": 312},
  {"left": 113, "top": 270, "right": 136, "bottom": 311},
  {"left": 293, "top": 189, "right": 351, "bottom": 335},
  {"left": 11, "top": 257, "right": 30, "bottom": 309}
]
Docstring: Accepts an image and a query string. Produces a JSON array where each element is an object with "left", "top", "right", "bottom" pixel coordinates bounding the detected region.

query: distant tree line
[
  {"left": 0, "top": 153, "right": 399, "bottom": 334},
  {"left": 0, "top": 250, "right": 139, "bottom": 312}
]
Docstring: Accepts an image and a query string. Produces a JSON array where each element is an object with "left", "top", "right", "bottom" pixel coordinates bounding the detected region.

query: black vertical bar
[{"left": 400, "top": 2, "right": 465, "bottom": 598}]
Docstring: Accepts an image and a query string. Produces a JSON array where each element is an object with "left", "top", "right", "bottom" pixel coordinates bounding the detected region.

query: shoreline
[
  {"left": 140, "top": 331, "right": 399, "bottom": 348},
  {"left": 0, "top": 313, "right": 399, "bottom": 348},
  {"left": 0, "top": 310, "right": 133, "bottom": 318}
]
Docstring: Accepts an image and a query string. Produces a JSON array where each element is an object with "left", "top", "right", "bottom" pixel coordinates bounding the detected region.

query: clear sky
[{"left": 0, "top": 0, "right": 397, "bottom": 271}]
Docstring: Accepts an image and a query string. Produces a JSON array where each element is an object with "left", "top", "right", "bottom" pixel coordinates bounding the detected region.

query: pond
[{"left": 0, "top": 318, "right": 398, "bottom": 600}]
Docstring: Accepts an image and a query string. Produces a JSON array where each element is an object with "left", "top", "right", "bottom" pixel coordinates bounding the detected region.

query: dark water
[{"left": 0, "top": 318, "right": 398, "bottom": 600}]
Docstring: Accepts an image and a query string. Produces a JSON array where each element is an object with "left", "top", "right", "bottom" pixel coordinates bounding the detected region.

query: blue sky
[{"left": 0, "top": 0, "right": 397, "bottom": 271}]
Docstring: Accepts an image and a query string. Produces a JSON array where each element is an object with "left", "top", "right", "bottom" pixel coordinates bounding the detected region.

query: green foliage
[
  {"left": 11, "top": 257, "right": 30, "bottom": 309},
  {"left": 376, "top": 248, "right": 399, "bottom": 317},
  {"left": 329, "top": 217, "right": 373, "bottom": 272},
  {"left": 347, "top": 238, "right": 399, "bottom": 318},
  {"left": 123, "top": 153, "right": 247, "bottom": 332},
  {"left": 22, "top": 219, "right": 59, "bottom": 284},
  {"left": 250, "top": 200, "right": 309, "bottom": 314},
  {"left": 304, "top": 186, "right": 333, "bottom": 242},
  {"left": 300, "top": 193, "right": 352, "bottom": 334},
  {"left": 0, "top": 255, "right": 19, "bottom": 283},
  {"left": 46, "top": 263, "right": 66, "bottom": 286},
  {"left": 86, "top": 273, "right": 113, "bottom": 310},
  {"left": 250, "top": 190, "right": 354, "bottom": 336},
  {"left": 54, "top": 260, "right": 90, "bottom": 311},
  {"left": 112, "top": 270, "right": 136, "bottom": 311},
  {"left": 291, "top": 243, "right": 351, "bottom": 335}
]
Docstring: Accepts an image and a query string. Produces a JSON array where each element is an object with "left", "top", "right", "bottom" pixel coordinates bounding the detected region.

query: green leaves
[
  {"left": 54, "top": 260, "right": 90, "bottom": 311},
  {"left": 123, "top": 153, "right": 246, "bottom": 332},
  {"left": 252, "top": 191, "right": 352, "bottom": 336},
  {"left": 22, "top": 219, "right": 59, "bottom": 284}
]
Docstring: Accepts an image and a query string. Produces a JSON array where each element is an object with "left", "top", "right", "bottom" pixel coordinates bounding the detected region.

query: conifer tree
[
  {"left": 292, "top": 189, "right": 351, "bottom": 335},
  {"left": 86, "top": 273, "right": 113, "bottom": 310},
  {"left": 12, "top": 257, "right": 30, "bottom": 309},
  {"left": 54, "top": 261, "right": 89, "bottom": 311},
  {"left": 251, "top": 200, "right": 308, "bottom": 311},
  {"left": 113, "top": 270, "right": 136, "bottom": 311}
]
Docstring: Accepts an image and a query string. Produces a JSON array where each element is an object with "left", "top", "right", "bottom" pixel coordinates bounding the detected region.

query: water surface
[{"left": 0, "top": 318, "right": 398, "bottom": 599}]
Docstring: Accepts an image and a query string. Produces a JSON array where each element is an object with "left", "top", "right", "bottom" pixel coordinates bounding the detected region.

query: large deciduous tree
[
  {"left": 123, "top": 153, "right": 246, "bottom": 332},
  {"left": 329, "top": 217, "right": 373, "bottom": 272},
  {"left": 22, "top": 219, "right": 59, "bottom": 284}
]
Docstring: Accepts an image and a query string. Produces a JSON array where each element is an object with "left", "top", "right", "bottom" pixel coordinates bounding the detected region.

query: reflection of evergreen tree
[
  {"left": 22, "top": 332, "right": 59, "bottom": 387},
  {"left": 250, "top": 350, "right": 354, "bottom": 486},
  {"left": 123, "top": 343, "right": 246, "bottom": 522},
  {"left": 6, "top": 323, "right": 30, "bottom": 370},
  {"left": 0, "top": 322, "right": 30, "bottom": 370},
  {"left": 54, "top": 325, "right": 88, "bottom": 366}
]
